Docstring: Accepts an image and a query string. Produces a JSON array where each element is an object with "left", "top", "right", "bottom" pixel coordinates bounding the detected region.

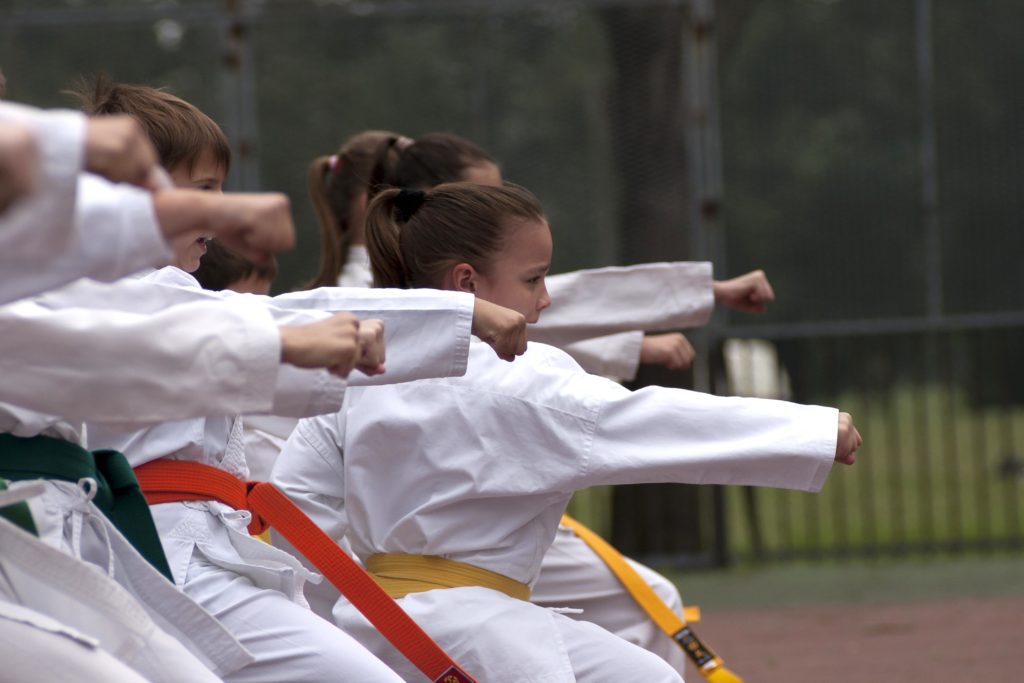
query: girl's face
[
  {"left": 469, "top": 218, "right": 552, "bottom": 323},
  {"left": 168, "top": 149, "right": 226, "bottom": 272}
]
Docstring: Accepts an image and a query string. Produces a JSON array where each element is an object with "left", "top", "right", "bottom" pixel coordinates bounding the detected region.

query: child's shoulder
[
  {"left": 468, "top": 337, "right": 584, "bottom": 374},
  {"left": 144, "top": 266, "right": 201, "bottom": 289}
]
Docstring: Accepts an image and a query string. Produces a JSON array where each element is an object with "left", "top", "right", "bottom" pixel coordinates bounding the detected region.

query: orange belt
[{"left": 135, "top": 459, "right": 476, "bottom": 683}]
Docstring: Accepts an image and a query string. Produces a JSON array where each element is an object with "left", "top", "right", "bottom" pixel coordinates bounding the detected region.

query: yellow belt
[
  {"left": 367, "top": 553, "right": 532, "bottom": 601},
  {"left": 560, "top": 514, "right": 743, "bottom": 683}
]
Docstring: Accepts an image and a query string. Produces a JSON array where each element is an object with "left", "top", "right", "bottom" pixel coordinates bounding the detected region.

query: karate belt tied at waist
[
  {"left": 367, "top": 553, "right": 531, "bottom": 601},
  {"left": 0, "top": 433, "right": 175, "bottom": 582},
  {"left": 560, "top": 514, "right": 744, "bottom": 683},
  {"left": 134, "top": 458, "right": 478, "bottom": 683}
]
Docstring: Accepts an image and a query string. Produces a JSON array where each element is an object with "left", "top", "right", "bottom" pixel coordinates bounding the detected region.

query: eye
[{"left": 526, "top": 276, "right": 542, "bottom": 284}]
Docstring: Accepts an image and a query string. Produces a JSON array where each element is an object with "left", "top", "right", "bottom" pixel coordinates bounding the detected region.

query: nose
[{"left": 538, "top": 282, "right": 552, "bottom": 312}]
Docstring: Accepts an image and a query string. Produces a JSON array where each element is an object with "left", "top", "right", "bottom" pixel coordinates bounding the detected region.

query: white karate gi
[
  {"left": 531, "top": 261, "right": 714, "bottom": 347},
  {"left": 337, "top": 243, "right": 374, "bottom": 288},
  {"left": 327, "top": 247, "right": 707, "bottom": 666},
  {"left": 0, "top": 601, "right": 149, "bottom": 683},
  {"left": 0, "top": 484, "right": 247, "bottom": 683},
  {"left": 0, "top": 103, "right": 178, "bottom": 305},
  {"left": 0, "top": 294, "right": 281, "bottom": 424},
  {"left": 84, "top": 267, "right": 478, "bottom": 683},
  {"left": 1, "top": 171, "right": 174, "bottom": 304},
  {"left": 0, "top": 102, "right": 85, "bottom": 267},
  {"left": 273, "top": 338, "right": 837, "bottom": 682}
]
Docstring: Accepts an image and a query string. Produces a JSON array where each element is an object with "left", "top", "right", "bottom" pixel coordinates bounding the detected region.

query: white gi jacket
[
  {"left": 273, "top": 338, "right": 837, "bottom": 681},
  {"left": 0, "top": 103, "right": 176, "bottom": 305},
  {"left": 85, "top": 267, "right": 476, "bottom": 603},
  {"left": 0, "top": 293, "right": 280, "bottom": 425},
  {"left": 1, "top": 172, "right": 173, "bottom": 305},
  {"left": 0, "top": 515, "right": 244, "bottom": 683},
  {"left": 0, "top": 102, "right": 85, "bottom": 266},
  {"left": 532, "top": 261, "right": 714, "bottom": 347}
]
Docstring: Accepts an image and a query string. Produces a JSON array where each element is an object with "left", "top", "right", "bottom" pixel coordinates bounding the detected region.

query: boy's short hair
[
  {"left": 70, "top": 73, "right": 230, "bottom": 174},
  {"left": 193, "top": 240, "right": 277, "bottom": 292}
]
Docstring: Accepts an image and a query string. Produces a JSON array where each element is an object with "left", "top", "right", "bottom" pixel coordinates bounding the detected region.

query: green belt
[
  {"left": 0, "top": 433, "right": 174, "bottom": 582},
  {"left": 0, "top": 479, "right": 38, "bottom": 536}
]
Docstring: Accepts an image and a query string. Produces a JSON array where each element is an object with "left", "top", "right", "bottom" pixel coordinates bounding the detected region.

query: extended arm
[
  {"left": 0, "top": 297, "right": 280, "bottom": 423},
  {"left": 530, "top": 262, "right": 714, "bottom": 347}
]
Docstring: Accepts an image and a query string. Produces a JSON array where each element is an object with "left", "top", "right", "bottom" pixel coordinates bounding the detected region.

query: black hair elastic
[{"left": 393, "top": 188, "right": 427, "bottom": 223}]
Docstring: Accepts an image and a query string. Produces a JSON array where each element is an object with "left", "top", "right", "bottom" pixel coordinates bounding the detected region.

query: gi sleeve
[
  {"left": 270, "top": 287, "right": 475, "bottom": 385},
  {"left": 559, "top": 331, "right": 644, "bottom": 381},
  {"left": 0, "top": 102, "right": 84, "bottom": 266},
  {"left": 0, "top": 174, "right": 171, "bottom": 304},
  {"left": 531, "top": 262, "right": 715, "bottom": 347},
  {"left": 575, "top": 374, "right": 838, "bottom": 492},
  {"left": 0, "top": 297, "right": 280, "bottom": 423}
]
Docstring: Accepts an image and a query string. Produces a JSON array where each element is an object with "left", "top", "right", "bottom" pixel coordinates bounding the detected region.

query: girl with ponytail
[
  {"left": 275, "top": 181, "right": 862, "bottom": 683},
  {"left": 306, "top": 131, "right": 412, "bottom": 289}
]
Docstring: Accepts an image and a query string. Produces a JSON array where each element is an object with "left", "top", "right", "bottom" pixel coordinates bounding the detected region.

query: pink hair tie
[{"left": 328, "top": 154, "right": 343, "bottom": 174}]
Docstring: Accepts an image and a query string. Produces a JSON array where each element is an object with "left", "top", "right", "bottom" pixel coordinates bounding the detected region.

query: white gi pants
[
  {"left": 531, "top": 525, "right": 689, "bottom": 674},
  {"left": 0, "top": 601, "right": 149, "bottom": 683},
  {"left": 333, "top": 586, "right": 683, "bottom": 683},
  {"left": 154, "top": 501, "right": 402, "bottom": 683},
  {"left": 24, "top": 479, "right": 253, "bottom": 679}
]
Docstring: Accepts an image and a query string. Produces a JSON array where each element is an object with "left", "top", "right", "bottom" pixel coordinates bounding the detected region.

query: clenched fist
[
  {"left": 639, "top": 332, "right": 695, "bottom": 371},
  {"left": 278, "top": 312, "right": 361, "bottom": 378},
  {"left": 472, "top": 298, "right": 527, "bottom": 362},
  {"left": 84, "top": 115, "right": 159, "bottom": 189},
  {"left": 834, "top": 411, "right": 863, "bottom": 465},
  {"left": 713, "top": 269, "right": 775, "bottom": 314}
]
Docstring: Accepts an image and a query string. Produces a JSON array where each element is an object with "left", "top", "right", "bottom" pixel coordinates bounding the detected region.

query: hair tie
[
  {"left": 326, "top": 154, "right": 343, "bottom": 180},
  {"left": 394, "top": 188, "right": 426, "bottom": 223}
]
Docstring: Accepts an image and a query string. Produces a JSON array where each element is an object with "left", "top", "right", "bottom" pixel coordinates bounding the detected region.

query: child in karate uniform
[
  {"left": 273, "top": 182, "right": 862, "bottom": 682},
  {"left": 305, "top": 129, "right": 775, "bottom": 672}
]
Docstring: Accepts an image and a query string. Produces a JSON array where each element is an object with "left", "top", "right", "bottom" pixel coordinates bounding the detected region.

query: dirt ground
[{"left": 687, "top": 595, "right": 1023, "bottom": 683}]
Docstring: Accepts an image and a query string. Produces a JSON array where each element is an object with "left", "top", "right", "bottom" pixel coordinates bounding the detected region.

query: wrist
[
  {"left": 712, "top": 280, "right": 725, "bottom": 303},
  {"left": 153, "top": 189, "right": 213, "bottom": 243}
]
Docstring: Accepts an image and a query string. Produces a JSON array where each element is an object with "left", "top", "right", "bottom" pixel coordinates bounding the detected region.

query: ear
[{"left": 447, "top": 262, "right": 478, "bottom": 294}]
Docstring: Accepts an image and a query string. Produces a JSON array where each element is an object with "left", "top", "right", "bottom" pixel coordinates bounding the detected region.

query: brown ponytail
[
  {"left": 364, "top": 188, "right": 408, "bottom": 289},
  {"left": 364, "top": 182, "right": 545, "bottom": 290}
]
